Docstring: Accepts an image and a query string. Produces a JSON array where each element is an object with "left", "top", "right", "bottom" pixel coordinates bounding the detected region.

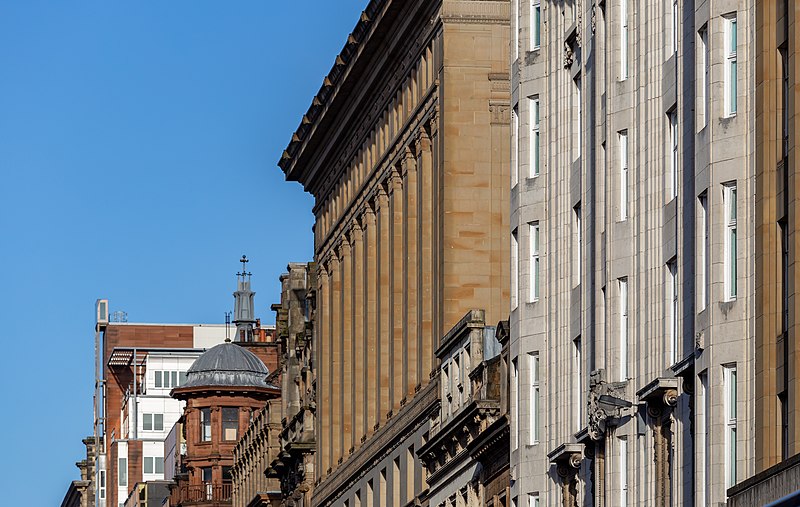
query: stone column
[
  {"left": 341, "top": 237, "right": 353, "bottom": 456},
  {"left": 390, "top": 167, "right": 405, "bottom": 411},
  {"left": 364, "top": 203, "right": 378, "bottom": 436},
  {"left": 351, "top": 219, "right": 366, "bottom": 447},
  {"left": 317, "top": 264, "right": 329, "bottom": 477},
  {"left": 329, "top": 253, "right": 342, "bottom": 467},
  {"left": 377, "top": 186, "right": 391, "bottom": 424},
  {"left": 418, "top": 128, "right": 434, "bottom": 381},
  {"left": 404, "top": 146, "right": 420, "bottom": 395}
]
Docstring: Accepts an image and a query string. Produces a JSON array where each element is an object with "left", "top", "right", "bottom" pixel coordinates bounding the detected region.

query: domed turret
[{"left": 180, "top": 342, "right": 271, "bottom": 389}]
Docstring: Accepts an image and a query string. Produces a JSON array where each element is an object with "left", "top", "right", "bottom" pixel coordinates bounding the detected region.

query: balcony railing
[{"left": 177, "top": 483, "right": 232, "bottom": 503}]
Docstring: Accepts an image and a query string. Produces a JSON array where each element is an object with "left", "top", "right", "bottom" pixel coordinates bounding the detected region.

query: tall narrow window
[
  {"left": 619, "top": 131, "right": 628, "bottom": 220},
  {"left": 724, "top": 365, "right": 738, "bottom": 488},
  {"left": 528, "top": 493, "right": 540, "bottom": 507},
  {"left": 99, "top": 470, "right": 106, "bottom": 499},
  {"left": 530, "top": 0, "right": 541, "bottom": 50},
  {"left": 619, "top": 278, "right": 628, "bottom": 380},
  {"left": 724, "top": 183, "right": 738, "bottom": 300},
  {"left": 200, "top": 408, "right": 212, "bottom": 442},
  {"left": 512, "top": 357, "right": 519, "bottom": 449},
  {"left": 575, "top": 78, "right": 582, "bottom": 158},
  {"left": 618, "top": 435, "right": 628, "bottom": 506},
  {"left": 672, "top": 0, "right": 678, "bottom": 54},
  {"left": 669, "top": 111, "right": 678, "bottom": 199},
  {"left": 668, "top": 260, "right": 678, "bottom": 364},
  {"left": 512, "top": 229, "right": 519, "bottom": 309},
  {"left": 698, "top": 193, "right": 708, "bottom": 310},
  {"left": 781, "top": 219, "right": 789, "bottom": 332},
  {"left": 118, "top": 458, "right": 127, "bottom": 487},
  {"left": 574, "top": 205, "right": 582, "bottom": 286},
  {"left": 512, "top": 105, "right": 520, "bottom": 186},
  {"left": 513, "top": 0, "right": 520, "bottom": 60},
  {"left": 529, "top": 352, "right": 540, "bottom": 444},
  {"left": 724, "top": 15, "right": 738, "bottom": 116},
  {"left": 529, "top": 222, "right": 540, "bottom": 302},
  {"left": 620, "top": 0, "right": 628, "bottom": 80},
  {"left": 698, "top": 372, "right": 709, "bottom": 506},
  {"left": 530, "top": 97, "right": 540, "bottom": 177},
  {"left": 222, "top": 407, "right": 239, "bottom": 441},
  {"left": 573, "top": 337, "right": 582, "bottom": 430},
  {"left": 698, "top": 27, "right": 708, "bottom": 128}
]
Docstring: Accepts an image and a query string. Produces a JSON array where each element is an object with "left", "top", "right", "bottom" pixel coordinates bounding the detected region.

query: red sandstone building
[{"left": 168, "top": 340, "right": 280, "bottom": 505}]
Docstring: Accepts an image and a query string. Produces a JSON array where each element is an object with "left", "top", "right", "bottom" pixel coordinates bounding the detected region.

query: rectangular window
[
  {"left": 529, "top": 97, "right": 540, "bottom": 177},
  {"left": 724, "top": 365, "right": 738, "bottom": 488},
  {"left": 573, "top": 337, "right": 582, "bottom": 430},
  {"left": 724, "top": 15, "right": 738, "bottom": 116},
  {"left": 529, "top": 222, "right": 540, "bottom": 302},
  {"left": 669, "top": 111, "right": 678, "bottom": 199},
  {"left": 512, "top": 105, "right": 520, "bottom": 186},
  {"left": 668, "top": 260, "right": 678, "bottom": 364},
  {"left": 529, "top": 352, "right": 540, "bottom": 444},
  {"left": 513, "top": 0, "right": 520, "bottom": 60},
  {"left": 179, "top": 370, "right": 188, "bottom": 386},
  {"left": 619, "top": 131, "right": 628, "bottom": 220},
  {"left": 512, "top": 357, "right": 519, "bottom": 449},
  {"left": 143, "top": 413, "right": 164, "bottom": 432},
  {"left": 698, "top": 193, "right": 708, "bottom": 310},
  {"left": 118, "top": 457, "right": 127, "bottom": 487},
  {"left": 619, "top": 278, "right": 628, "bottom": 380},
  {"left": 99, "top": 470, "right": 106, "bottom": 499},
  {"left": 512, "top": 229, "right": 519, "bottom": 309},
  {"left": 222, "top": 407, "right": 239, "bottom": 441},
  {"left": 154, "top": 413, "right": 163, "bottom": 431},
  {"left": 698, "top": 26, "right": 708, "bottom": 127},
  {"left": 144, "top": 456, "right": 153, "bottom": 474},
  {"left": 575, "top": 78, "right": 582, "bottom": 158},
  {"left": 201, "top": 408, "right": 212, "bottom": 442},
  {"left": 619, "top": 435, "right": 628, "bottom": 506},
  {"left": 672, "top": 0, "right": 678, "bottom": 54},
  {"left": 155, "top": 371, "right": 162, "bottom": 388},
  {"left": 698, "top": 371, "right": 709, "bottom": 506},
  {"left": 530, "top": 0, "right": 541, "bottom": 49},
  {"left": 724, "top": 183, "right": 738, "bottom": 300},
  {"left": 143, "top": 413, "right": 152, "bottom": 431},
  {"left": 574, "top": 205, "right": 582, "bottom": 286},
  {"left": 620, "top": 0, "right": 628, "bottom": 80},
  {"left": 528, "top": 493, "right": 540, "bottom": 507}
]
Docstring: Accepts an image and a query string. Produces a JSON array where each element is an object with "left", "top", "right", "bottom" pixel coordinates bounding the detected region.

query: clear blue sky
[{"left": 0, "top": 1, "right": 365, "bottom": 503}]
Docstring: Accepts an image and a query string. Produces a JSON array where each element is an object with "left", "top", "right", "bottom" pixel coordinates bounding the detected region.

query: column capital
[
  {"left": 416, "top": 127, "right": 431, "bottom": 152},
  {"left": 389, "top": 167, "right": 403, "bottom": 191},
  {"left": 350, "top": 218, "right": 363, "bottom": 241}
]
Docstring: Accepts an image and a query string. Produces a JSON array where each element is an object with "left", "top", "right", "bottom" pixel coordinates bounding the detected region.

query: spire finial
[
  {"left": 224, "top": 311, "right": 231, "bottom": 343},
  {"left": 237, "top": 255, "right": 252, "bottom": 279}
]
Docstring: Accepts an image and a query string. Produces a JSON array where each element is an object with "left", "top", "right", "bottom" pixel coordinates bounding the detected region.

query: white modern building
[{"left": 509, "top": 0, "right": 755, "bottom": 505}]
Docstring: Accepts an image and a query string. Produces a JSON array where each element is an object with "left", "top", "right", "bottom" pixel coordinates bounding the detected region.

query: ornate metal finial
[
  {"left": 224, "top": 311, "right": 232, "bottom": 342},
  {"left": 237, "top": 255, "right": 252, "bottom": 278}
]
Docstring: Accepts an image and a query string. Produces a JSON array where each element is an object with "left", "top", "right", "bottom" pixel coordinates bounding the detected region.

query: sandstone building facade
[
  {"left": 278, "top": 0, "right": 511, "bottom": 504},
  {"left": 510, "top": 0, "right": 755, "bottom": 505},
  {"left": 729, "top": 2, "right": 800, "bottom": 505}
]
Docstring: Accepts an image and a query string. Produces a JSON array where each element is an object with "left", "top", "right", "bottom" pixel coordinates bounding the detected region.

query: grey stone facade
[{"left": 510, "top": 0, "right": 755, "bottom": 505}]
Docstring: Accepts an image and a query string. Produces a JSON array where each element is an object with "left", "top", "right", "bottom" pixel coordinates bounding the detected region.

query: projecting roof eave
[
  {"left": 277, "top": 0, "right": 397, "bottom": 191},
  {"left": 170, "top": 384, "right": 280, "bottom": 400}
]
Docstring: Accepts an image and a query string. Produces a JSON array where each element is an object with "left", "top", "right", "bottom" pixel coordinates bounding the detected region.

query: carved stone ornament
[
  {"left": 563, "top": 41, "right": 574, "bottom": 68},
  {"left": 663, "top": 389, "right": 679, "bottom": 407}
]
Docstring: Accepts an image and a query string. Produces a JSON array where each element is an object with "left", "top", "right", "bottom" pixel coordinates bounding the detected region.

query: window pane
[
  {"left": 119, "top": 458, "right": 127, "bottom": 486},
  {"left": 222, "top": 407, "right": 238, "bottom": 441},
  {"left": 155, "top": 371, "right": 162, "bottom": 388},
  {"left": 144, "top": 457, "right": 153, "bottom": 474},
  {"left": 201, "top": 408, "right": 212, "bottom": 442},
  {"left": 202, "top": 467, "right": 212, "bottom": 482},
  {"left": 155, "top": 457, "right": 164, "bottom": 475},
  {"left": 143, "top": 413, "right": 152, "bottom": 431},
  {"left": 172, "top": 371, "right": 178, "bottom": 388},
  {"left": 179, "top": 371, "right": 188, "bottom": 386},
  {"left": 155, "top": 413, "right": 164, "bottom": 431}
]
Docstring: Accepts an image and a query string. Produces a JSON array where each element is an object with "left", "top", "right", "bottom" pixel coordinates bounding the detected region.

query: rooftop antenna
[{"left": 224, "top": 311, "right": 232, "bottom": 343}]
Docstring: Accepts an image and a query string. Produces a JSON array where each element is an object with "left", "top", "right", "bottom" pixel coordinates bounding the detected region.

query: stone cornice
[
  {"left": 441, "top": 0, "right": 511, "bottom": 25},
  {"left": 312, "top": 379, "right": 439, "bottom": 506}
]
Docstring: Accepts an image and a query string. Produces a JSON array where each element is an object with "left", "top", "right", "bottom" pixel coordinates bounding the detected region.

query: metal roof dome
[{"left": 181, "top": 342, "right": 271, "bottom": 389}]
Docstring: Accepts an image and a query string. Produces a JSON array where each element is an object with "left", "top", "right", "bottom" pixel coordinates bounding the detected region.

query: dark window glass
[{"left": 222, "top": 407, "right": 238, "bottom": 441}]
